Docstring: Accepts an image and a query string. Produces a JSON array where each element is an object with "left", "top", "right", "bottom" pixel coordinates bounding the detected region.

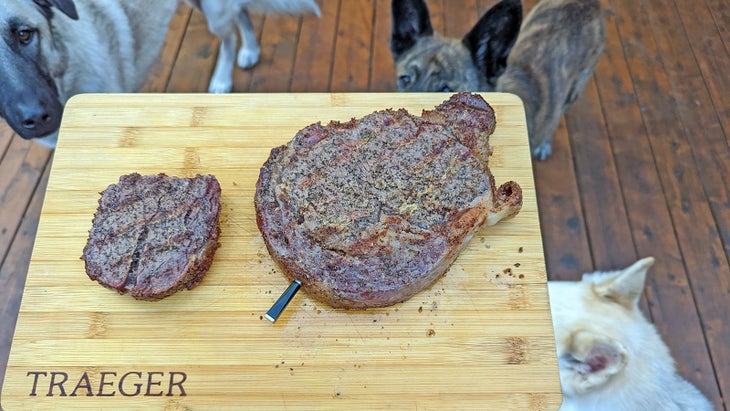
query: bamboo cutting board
[{"left": 2, "top": 93, "right": 561, "bottom": 410}]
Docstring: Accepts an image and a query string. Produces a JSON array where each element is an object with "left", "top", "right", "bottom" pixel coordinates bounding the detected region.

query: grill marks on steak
[
  {"left": 256, "top": 93, "right": 522, "bottom": 309},
  {"left": 81, "top": 173, "right": 221, "bottom": 300}
]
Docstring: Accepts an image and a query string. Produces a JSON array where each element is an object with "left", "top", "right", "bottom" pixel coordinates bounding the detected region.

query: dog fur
[
  {"left": 185, "top": 0, "right": 320, "bottom": 94},
  {"left": 390, "top": 0, "right": 605, "bottom": 160},
  {"left": 548, "top": 257, "right": 713, "bottom": 410},
  {"left": 0, "top": 0, "right": 178, "bottom": 146},
  {"left": 0, "top": 0, "right": 319, "bottom": 147}
]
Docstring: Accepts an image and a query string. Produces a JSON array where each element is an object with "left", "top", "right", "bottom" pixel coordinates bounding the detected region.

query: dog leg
[
  {"left": 198, "top": 0, "right": 239, "bottom": 94},
  {"left": 235, "top": 8, "right": 260, "bottom": 69},
  {"left": 533, "top": 140, "right": 553, "bottom": 161},
  {"left": 564, "top": 69, "right": 594, "bottom": 111},
  {"left": 207, "top": 25, "right": 237, "bottom": 93},
  {"left": 531, "top": 111, "right": 561, "bottom": 161}
]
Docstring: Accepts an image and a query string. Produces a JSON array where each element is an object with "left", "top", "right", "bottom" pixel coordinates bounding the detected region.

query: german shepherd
[
  {"left": 0, "top": 0, "right": 319, "bottom": 147},
  {"left": 391, "top": 0, "right": 605, "bottom": 160}
]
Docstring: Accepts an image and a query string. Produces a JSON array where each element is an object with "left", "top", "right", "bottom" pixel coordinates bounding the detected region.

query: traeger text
[{"left": 26, "top": 371, "right": 187, "bottom": 397}]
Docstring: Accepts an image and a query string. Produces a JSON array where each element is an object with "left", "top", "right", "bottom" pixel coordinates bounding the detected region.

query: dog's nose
[{"left": 19, "top": 104, "right": 56, "bottom": 134}]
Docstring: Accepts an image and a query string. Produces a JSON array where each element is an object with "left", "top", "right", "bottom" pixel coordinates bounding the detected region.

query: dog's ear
[
  {"left": 560, "top": 330, "right": 628, "bottom": 394},
  {"left": 33, "top": 0, "right": 79, "bottom": 21},
  {"left": 391, "top": 0, "right": 434, "bottom": 59},
  {"left": 462, "top": 0, "right": 522, "bottom": 87},
  {"left": 587, "top": 257, "right": 655, "bottom": 310}
]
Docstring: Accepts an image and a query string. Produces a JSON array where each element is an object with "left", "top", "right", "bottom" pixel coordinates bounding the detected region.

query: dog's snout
[
  {"left": 20, "top": 105, "right": 54, "bottom": 131},
  {"left": 12, "top": 101, "right": 61, "bottom": 138}
]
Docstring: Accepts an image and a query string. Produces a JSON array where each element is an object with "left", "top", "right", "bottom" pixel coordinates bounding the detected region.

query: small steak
[
  {"left": 81, "top": 173, "right": 221, "bottom": 300},
  {"left": 255, "top": 93, "right": 522, "bottom": 309}
]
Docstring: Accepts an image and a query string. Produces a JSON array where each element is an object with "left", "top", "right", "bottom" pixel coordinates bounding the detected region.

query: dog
[
  {"left": 185, "top": 0, "right": 320, "bottom": 94},
  {"left": 390, "top": 0, "right": 605, "bottom": 160},
  {"left": 548, "top": 257, "right": 713, "bottom": 410},
  {"left": 0, "top": 0, "right": 319, "bottom": 147},
  {"left": 0, "top": 0, "right": 178, "bottom": 147}
]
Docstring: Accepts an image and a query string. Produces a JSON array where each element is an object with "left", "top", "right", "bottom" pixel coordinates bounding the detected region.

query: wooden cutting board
[{"left": 2, "top": 93, "right": 561, "bottom": 410}]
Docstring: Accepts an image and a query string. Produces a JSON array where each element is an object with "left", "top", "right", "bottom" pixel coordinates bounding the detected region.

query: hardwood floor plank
[
  {"left": 673, "top": 0, "right": 730, "bottom": 140},
  {"left": 166, "top": 9, "right": 218, "bottom": 92},
  {"left": 330, "top": 0, "right": 374, "bottom": 91},
  {"left": 533, "top": 119, "right": 593, "bottom": 281},
  {"left": 0, "top": 139, "right": 52, "bottom": 263},
  {"left": 703, "top": 0, "right": 728, "bottom": 55},
  {"left": 290, "top": 0, "right": 340, "bottom": 92},
  {"left": 442, "top": 0, "right": 478, "bottom": 38},
  {"left": 0, "top": 122, "right": 13, "bottom": 161},
  {"left": 140, "top": 3, "right": 193, "bottom": 93},
  {"left": 249, "top": 15, "right": 303, "bottom": 92},
  {"left": 610, "top": 0, "right": 729, "bottom": 406},
  {"left": 369, "top": 0, "right": 396, "bottom": 91},
  {"left": 645, "top": 0, "right": 730, "bottom": 285},
  {"left": 565, "top": 80, "right": 635, "bottom": 270},
  {"left": 591, "top": 1, "right": 722, "bottom": 405},
  {"left": 0, "top": 159, "right": 50, "bottom": 396}
]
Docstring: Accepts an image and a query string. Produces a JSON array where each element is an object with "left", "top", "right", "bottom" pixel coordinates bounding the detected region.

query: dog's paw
[
  {"left": 237, "top": 47, "right": 260, "bottom": 69},
  {"left": 532, "top": 141, "right": 552, "bottom": 160},
  {"left": 208, "top": 77, "right": 233, "bottom": 94}
]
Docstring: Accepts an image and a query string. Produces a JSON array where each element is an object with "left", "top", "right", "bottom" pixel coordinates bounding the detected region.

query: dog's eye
[
  {"left": 398, "top": 75, "right": 411, "bottom": 87},
  {"left": 15, "top": 28, "right": 34, "bottom": 44},
  {"left": 440, "top": 85, "right": 453, "bottom": 93}
]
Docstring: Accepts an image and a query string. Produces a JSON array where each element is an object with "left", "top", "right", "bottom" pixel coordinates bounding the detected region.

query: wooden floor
[{"left": 1, "top": 0, "right": 727, "bottom": 409}]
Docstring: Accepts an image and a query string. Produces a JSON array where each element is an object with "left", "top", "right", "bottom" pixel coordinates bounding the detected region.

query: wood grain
[
  {"left": 1, "top": 93, "right": 561, "bottom": 410},
  {"left": 290, "top": 0, "right": 340, "bottom": 92},
  {"left": 603, "top": 0, "right": 728, "bottom": 406},
  {"left": 331, "top": 0, "right": 374, "bottom": 91}
]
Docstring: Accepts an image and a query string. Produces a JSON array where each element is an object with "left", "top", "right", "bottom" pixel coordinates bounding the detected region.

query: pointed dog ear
[
  {"left": 462, "top": 0, "right": 522, "bottom": 87},
  {"left": 33, "top": 0, "right": 79, "bottom": 21},
  {"left": 391, "top": 0, "right": 434, "bottom": 59},
  {"left": 588, "top": 257, "right": 655, "bottom": 310}
]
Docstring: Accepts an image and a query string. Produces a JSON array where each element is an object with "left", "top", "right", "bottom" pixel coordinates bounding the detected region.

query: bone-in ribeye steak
[
  {"left": 81, "top": 173, "right": 221, "bottom": 300},
  {"left": 255, "top": 93, "right": 522, "bottom": 309}
]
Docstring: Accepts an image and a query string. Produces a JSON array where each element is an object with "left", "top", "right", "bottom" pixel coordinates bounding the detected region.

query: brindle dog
[{"left": 391, "top": 0, "right": 605, "bottom": 160}]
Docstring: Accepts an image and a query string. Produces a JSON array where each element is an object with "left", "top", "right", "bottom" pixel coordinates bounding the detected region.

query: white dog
[{"left": 548, "top": 257, "right": 713, "bottom": 410}]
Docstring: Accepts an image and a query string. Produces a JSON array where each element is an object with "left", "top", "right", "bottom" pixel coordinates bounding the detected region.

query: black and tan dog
[{"left": 391, "top": 0, "right": 605, "bottom": 160}]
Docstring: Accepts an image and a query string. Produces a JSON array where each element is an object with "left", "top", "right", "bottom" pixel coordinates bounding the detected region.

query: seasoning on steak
[
  {"left": 81, "top": 173, "right": 221, "bottom": 300},
  {"left": 255, "top": 92, "right": 523, "bottom": 309}
]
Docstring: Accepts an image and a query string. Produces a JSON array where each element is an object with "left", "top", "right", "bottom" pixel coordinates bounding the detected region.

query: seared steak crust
[
  {"left": 81, "top": 173, "right": 221, "bottom": 300},
  {"left": 255, "top": 93, "right": 522, "bottom": 309}
]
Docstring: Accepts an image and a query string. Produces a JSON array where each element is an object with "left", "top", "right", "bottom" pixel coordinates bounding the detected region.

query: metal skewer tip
[{"left": 265, "top": 280, "right": 302, "bottom": 323}]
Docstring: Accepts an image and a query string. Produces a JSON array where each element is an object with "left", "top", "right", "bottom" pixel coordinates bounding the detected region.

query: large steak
[
  {"left": 255, "top": 93, "right": 522, "bottom": 309},
  {"left": 81, "top": 173, "right": 221, "bottom": 300}
]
